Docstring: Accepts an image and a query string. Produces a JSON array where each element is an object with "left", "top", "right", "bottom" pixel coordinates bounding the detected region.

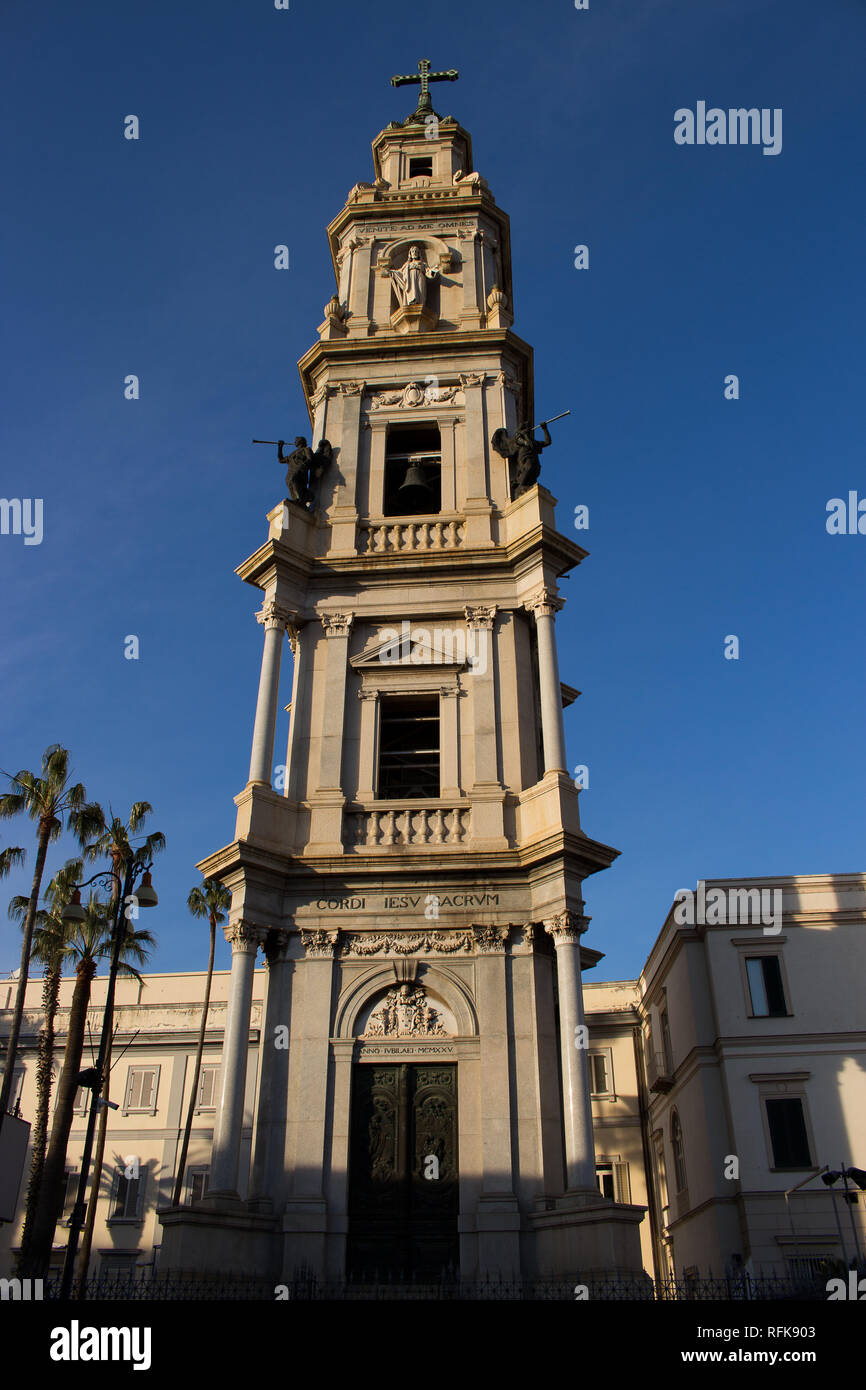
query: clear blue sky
[{"left": 1, "top": 0, "right": 864, "bottom": 983}]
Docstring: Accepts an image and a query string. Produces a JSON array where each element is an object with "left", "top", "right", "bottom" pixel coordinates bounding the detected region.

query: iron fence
[{"left": 37, "top": 1270, "right": 829, "bottom": 1302}]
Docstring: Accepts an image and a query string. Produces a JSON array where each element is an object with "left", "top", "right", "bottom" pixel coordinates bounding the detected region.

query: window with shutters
[
  {"left": 596, "top": 1158, "right": 631, "bottom": 1203},
  {"left": 588, "top": 1050, "right": 614, "bottom": 1098},
  {"left": 670, "top": 1110, "right": 687, "bottom": 1192},
  {"left": 187, "top": 1168, "right": 210, "bottom": 1204},
  {"left": 124, "top": 1066, "right": 159, "bottom": 1114},
  {"left": 196, "top": 1065, "right": 219, "bottom": 1111},
  {"left": 110, "top": 1165, "right": 145, "bottom": 1222}
]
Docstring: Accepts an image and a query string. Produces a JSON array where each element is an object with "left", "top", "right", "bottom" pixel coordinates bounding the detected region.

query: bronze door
[{"left": 346, "top": 1063, "right": 458, "bottom": 1278}]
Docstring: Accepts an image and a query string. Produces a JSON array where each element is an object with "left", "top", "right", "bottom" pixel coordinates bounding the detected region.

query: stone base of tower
[
  {"left": 527, "top": 1194, "right": 648, "bottom": 1279},
  {"left": 158, "top": 1199, "right": 280, "bottom": 1280}
]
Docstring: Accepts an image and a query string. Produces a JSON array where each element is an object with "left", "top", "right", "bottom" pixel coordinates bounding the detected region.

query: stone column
[
  {"left": 459, "top": 232, "right": 482, "bottom": 328},
  {"left": 285, "top": 624, "right": 304, "bottom": 802},
  {"left": 473, "top": 925, "right": 520, "bottom": 1274},
  {"left": 438, "top": 685, "right": 460, "bottom": 800},
  {"left": 545, "top": 911, "right": 597, "bottom": 1193},
  {"left": 356, "top": 689, "right": 379, "bottom": 800},
  {"left": 292, "top": 931, "right": 339, "bottom": 1193},
  {"left": 249, "top": 930, "right": 292, "bottom": 1209},
  {"left": 249, "top": 600, "right": 293, "bottom": 786},
  {"left": 316, "top": 612, "right": 354, "bottom": 791},
  {"left": 368, "top": 417, "right": 388, "bottom": 518},
  {"left": 210, "top": 921, "right": 263, "bottom": 1195},
  {"left": 526, "top": 589, "right": 567, "bottom": 774},
  {"left": 458, "top": 372, "right": 489, "bottom": 503},
  {"left": 465, "top": 606, "right": 506, "bottom": 848}
]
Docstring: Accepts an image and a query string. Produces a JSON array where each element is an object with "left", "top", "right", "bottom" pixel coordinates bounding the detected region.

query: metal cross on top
[{"left": 390, "top": 57, "right": 459, "bottom": 118}]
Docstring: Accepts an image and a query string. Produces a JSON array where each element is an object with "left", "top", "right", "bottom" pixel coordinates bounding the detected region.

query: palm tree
[
  {"left": 76, "top": 803, "right": 164, "bottom": 1284},
  {"left": 172, "top": 879, "right": 231, "bottom": 1206},
  {"left": 0, "top": 745, "right": 101, "bottom": 1125},
  {"left": 0, "top": 843, "right": 26, "bottom": 881},
  {"left": 8, "top": 860, "right": 82, "bottom": 1271},
  {"left": 23, "top": 898, "right": 155, "bottom": 1277}
]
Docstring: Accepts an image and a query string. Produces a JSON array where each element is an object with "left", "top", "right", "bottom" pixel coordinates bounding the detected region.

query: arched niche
[{"left": 335, "top": 962, "right": 477, "bottom": 1039}]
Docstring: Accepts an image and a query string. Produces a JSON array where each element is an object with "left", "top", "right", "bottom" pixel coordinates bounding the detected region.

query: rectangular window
[
  {"left": 409, "top": 156, "right": 433, "bottom": 178},
  {"left": 596, "top": 1164, "right": 615, "bottom": 1200},
  {"left": 746, "top": 957, "right": 787, "bottom": 1016},
  {"left": 124, "top": 1066, "right": 159, "bottom": 1113},
  {"left": 188, "top": 1169, "right": 210, "bottom": 1204},
  {"left": 383, "top": 424, "right": 441, "bottom": 517},
  {"left": 197, "top": 1066, "right": 219, "bottom": 1110},
  {"left": 377, "top": 694, "right": 440, "bottom": 799},
  {"left": 766, "top": 1098, "right": 811, "bottom": 1168},
  {"left": 589, "top": 1052, "right": 612, "bottom": 1096},
  {"left": 57, "top": 1171, "right": 79, "bottom": 1223},
  {"left": 111, "top": 1167, "right": 144, "bottom": 1221}
]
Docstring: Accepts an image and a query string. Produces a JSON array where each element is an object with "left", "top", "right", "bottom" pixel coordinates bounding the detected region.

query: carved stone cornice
[
  {"left": 341, "top": 931, "right": 474, "bottom": 956},
  {"left": 464, "top": 604, "right": 496, "bottom": 631},
  {"left": 300, "top": 929, "right": 340, "bottom": 958},
  {"left": 473, "top": 924, "right": 510, "bottom": 954},
  {"left": 225, "top": 921, "right": 265, "bottom": 953},
  {"left": 321, "top": 612, "right": 355, "bottom": 639},
  {"left": 543, "top": 911, "right": 589, "bottom": 945},
  {"left": 257, "top": 601, "right": 295, "bottom": 633},
  {"left": 525, "top": 588, "right": 564, "bottom": 620}
]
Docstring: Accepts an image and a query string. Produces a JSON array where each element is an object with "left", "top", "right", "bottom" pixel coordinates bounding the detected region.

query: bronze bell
[{"left": 397, "top": 460, "right": 434, "bottom": 507}]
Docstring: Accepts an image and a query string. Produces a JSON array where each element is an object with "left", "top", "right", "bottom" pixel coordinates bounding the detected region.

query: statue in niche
[
  {"left": 278, "top": 436, "right": 333, "bottom": 510},
  {"left": 390, "top": 244, "right": 438, "bottom": 308},
  {"left": 491, "top": 420, "right": 552, "bottom": 499}
]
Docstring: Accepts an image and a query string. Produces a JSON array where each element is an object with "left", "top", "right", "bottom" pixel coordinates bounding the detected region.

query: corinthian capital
[
  {"left": 225, "top": 921, "right": 265, "bottom": 953},
  {"left": 464, "top": 604, "right": 496, "bottom": 631},
  {"left": 525, "top": 588, "right": 564, "bottom": 620},
  {"left": 321, "top": 612, "right": 355, "bottom": 639},
  {"left": 257, "top": 601, "right": 295, "bottom": 632},
  {"left": 473, "top": 924, "right": 510, "bottom": 954},
  {"left": 301, "top": 929, "right": 340, "bottom": 958},
  {"left": 543, "top": 911, "right": 588, "bottom": 945}
]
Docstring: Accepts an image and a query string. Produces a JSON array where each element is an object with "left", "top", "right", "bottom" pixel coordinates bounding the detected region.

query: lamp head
[
  {"left": 61, "top": 889, "right": 86, "bottom": 924},
  {"left": 136, "top": 870, "right": 158, "bottom": 909}
]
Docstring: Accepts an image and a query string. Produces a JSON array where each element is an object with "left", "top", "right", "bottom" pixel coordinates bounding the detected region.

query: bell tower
[{"left": 159, "top": 65, "right": 646, "bottom": 1284}]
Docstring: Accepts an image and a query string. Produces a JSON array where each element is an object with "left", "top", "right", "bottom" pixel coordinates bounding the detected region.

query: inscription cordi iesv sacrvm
[{"left": 314, "top": 893, "right": 500, "bottom": 910}]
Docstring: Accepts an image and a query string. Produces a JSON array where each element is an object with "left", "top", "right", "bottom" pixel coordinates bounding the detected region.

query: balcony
[
  {"left": 358, "top": 514, "right": 464, "bottom": 555},
  {"left": 343, "top": 802, "right": 471, "bottom": 851},
  {"left": 646, "top": 1051, "right": 675, "bottom": 1094}
]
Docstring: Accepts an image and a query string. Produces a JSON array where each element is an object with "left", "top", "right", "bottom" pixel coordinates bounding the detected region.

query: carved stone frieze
[
  {"left": 368, "top": 381, "right": 461, "bottom": 410},
  {"left": 341, "top": 931, "right": 474, "bottom": 956}
]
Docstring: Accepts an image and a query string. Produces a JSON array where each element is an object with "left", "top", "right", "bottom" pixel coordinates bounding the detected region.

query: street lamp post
[{"left": 57, "top": 852, "right": 157, "bottom": 1300}]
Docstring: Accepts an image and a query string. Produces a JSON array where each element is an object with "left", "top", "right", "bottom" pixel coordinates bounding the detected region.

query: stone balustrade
[
  {"left": 359, "top": 515, "right": 464, "bottom": 554},
  {"left": 344, "top": 803, "right": 471, "bottom": 849}
]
